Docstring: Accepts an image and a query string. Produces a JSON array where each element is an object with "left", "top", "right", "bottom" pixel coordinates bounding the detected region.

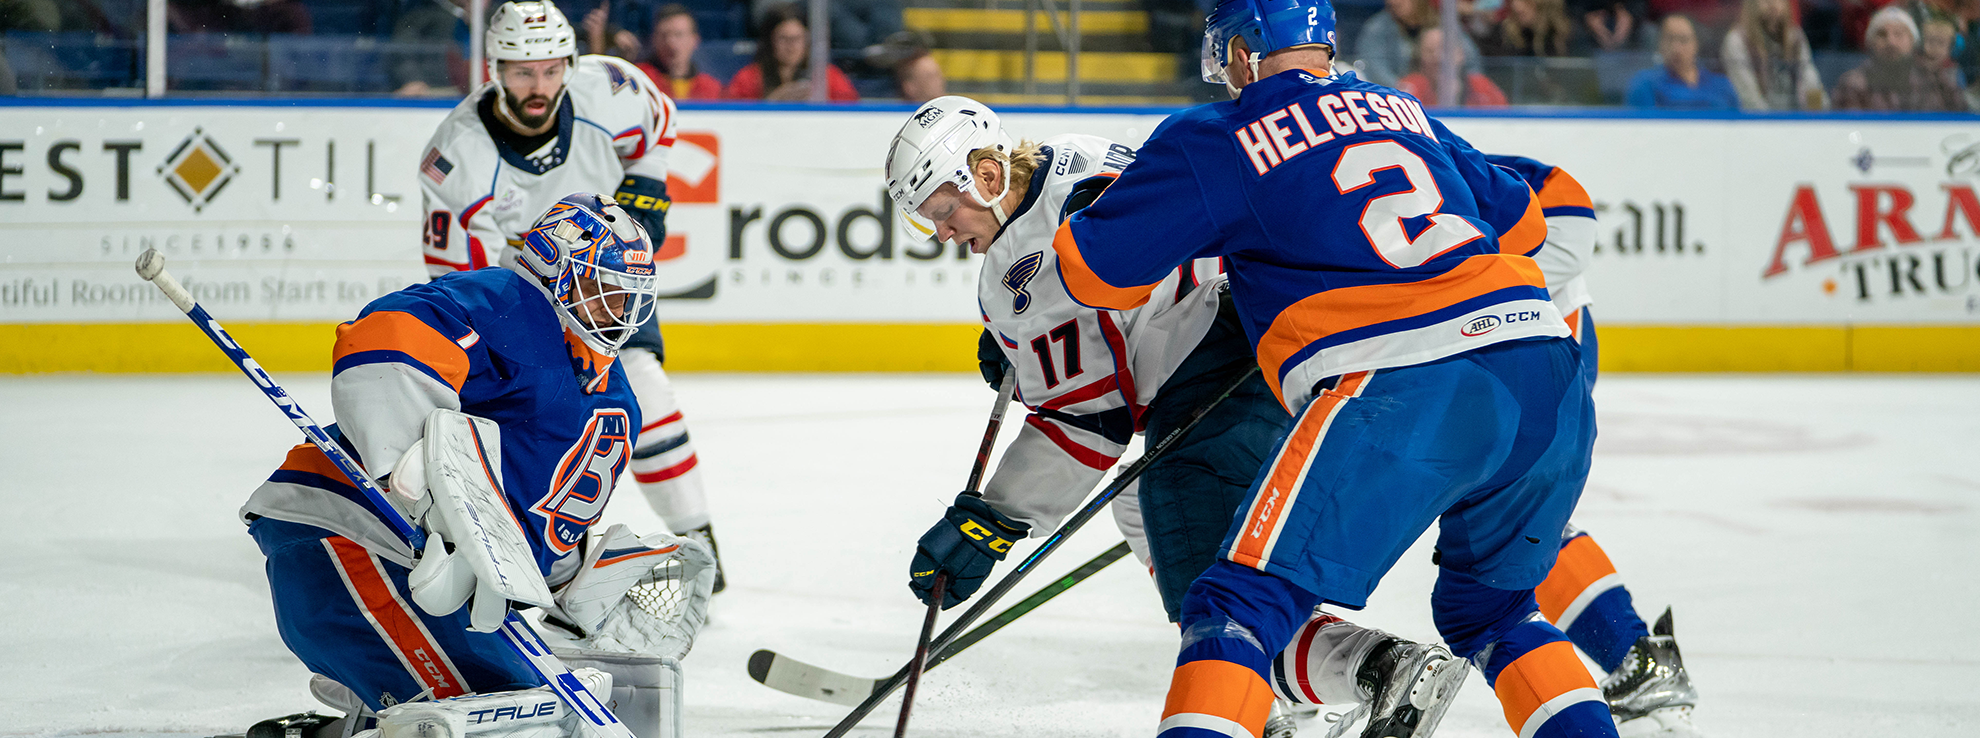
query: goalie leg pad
[
  {"left": 375, "top": 668, "right": 614, "bottom": 738},
  {"left": 554, "top": 648, "right": 684, "bottom": 738},
  {"left": 251, "top": 517, "right": 552, "bottom": 712}
]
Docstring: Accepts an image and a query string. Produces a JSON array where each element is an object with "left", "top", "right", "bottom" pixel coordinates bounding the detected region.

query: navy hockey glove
[
  {"left": 977, "top": 329, "right": 1012, "bottom": 391},
  {"left": 614, "top": 174, "right": 671, "bottom": 243},
  {"left": 910, "top": 492, "right": 1029, "bottom": 609}
]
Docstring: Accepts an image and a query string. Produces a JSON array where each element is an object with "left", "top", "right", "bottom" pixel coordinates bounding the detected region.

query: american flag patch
[{"left": 421, "top": 148, "right": 453, "bottom": 184}]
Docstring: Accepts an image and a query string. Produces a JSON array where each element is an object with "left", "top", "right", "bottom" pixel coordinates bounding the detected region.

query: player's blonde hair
[{"left": 967, "top": 140, "right": 1047, "bottom": 203}]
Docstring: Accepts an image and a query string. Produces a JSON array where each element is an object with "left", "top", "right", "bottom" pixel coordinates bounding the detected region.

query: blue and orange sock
[
  {"left": 1535, "top": 530, "right": 1650, "bottom": 673},
  {"left": 1481, "top": 615, "right": 1616, "bottom": 738}
]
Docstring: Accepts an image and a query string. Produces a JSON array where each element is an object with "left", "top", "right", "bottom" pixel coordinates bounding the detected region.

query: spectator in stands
[
  {"left": 638, "top": 4, "right": 724, "bottom": 99},
  {"left": 579, "top": 0, "right": 646, "bottom": 60},
  {"left": 1648, "top": 0, "right": 1739, "bottom": 34},
  {"left": 1722, "top": 0, "right": 1828, "bottom": 109},
  {"left": 392, "top": 0, "right": 472, "bottom": 96},
  {"left": 749, "top": 0, "right": 902, "bottom": 50},
  {"left": 726, "top": 3, "right": 858, "bottom": 101},
  {"left": 1355, "top": 0, "right": 1484, "bottom": 86},
  {"left": 1398, "top": 26, "right": 1511, "bottom": 104},
  {"left": 1628, "top": 13, "right": 1742, "bottom": 105},
  {"left": 895, "top": 49, "right": 946, "bottom": 102},
  {"left": 1483, "top": 0, "right": 1580, "bottom": 56},
  {"left": 1574, "top": 0, "right": 1647, "bottom": 49},
  {"left": 1834, "top": 5, "right": 1965, "bottom": 108},
  {"left": 1920, "top": 17, "right": 1967, "bottom": 87},
  {"left": 168, "top": 0, "right": 312, "bottom": 34}
]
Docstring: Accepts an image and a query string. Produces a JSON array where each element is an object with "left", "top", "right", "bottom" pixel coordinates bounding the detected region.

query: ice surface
[{"left": 2, "top": 373, "right": 1976, "bottom": 737}]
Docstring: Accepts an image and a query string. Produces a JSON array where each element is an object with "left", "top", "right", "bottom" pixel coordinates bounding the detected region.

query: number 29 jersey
[{"left": 1054, "top": 69, "right": 1569, "bottom": 410}]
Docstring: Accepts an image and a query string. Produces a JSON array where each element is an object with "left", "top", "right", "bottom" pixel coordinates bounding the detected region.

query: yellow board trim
[
  {"left": 931, "top": 49, "right": 1176, "bottom": 83},
  {"left": 904, "top": 8, "right": 1149, "bottom": 34},
  {"left": 2, "top": 323, "right": 1977, "bottom": 374}
]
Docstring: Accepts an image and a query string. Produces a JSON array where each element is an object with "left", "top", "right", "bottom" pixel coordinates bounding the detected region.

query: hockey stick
[
  {"left": 821, "top": 365, "right": 1262, "bottom": 738},
  {"left": 896, "top": 373, "right": 1016, "bottom": 737},
  {"left": 135, "top": 250, "right": 634, "bottom": 738},
  {"left": 748, "top": 539, "right": 1132, "bottom": 706}
]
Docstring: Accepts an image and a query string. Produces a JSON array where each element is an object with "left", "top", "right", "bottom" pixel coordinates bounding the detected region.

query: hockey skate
[
  {"left": 1603, "top": 608, "right": 1701, "bottom": 738},
  {"left": 682, "top": 523, "right": 727, "bottom": 594},
  {"left": 238, "top": 712, "right": 343, "bottom": 738},
  {"left": 1265, "top": 699, "right": 1319, "bottom": 738},
  {"left": 1353, "top": 639, "right": 1468, "bottom": 738}
]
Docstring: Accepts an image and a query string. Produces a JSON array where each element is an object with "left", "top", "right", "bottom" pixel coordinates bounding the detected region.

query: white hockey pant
[{"left": 621, "top": 348, "right": 710, "bottom": 532}]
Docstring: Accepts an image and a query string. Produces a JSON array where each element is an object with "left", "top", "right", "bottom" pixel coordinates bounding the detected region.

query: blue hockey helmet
[
  {"left": 1202, "top": 0, "right": 1337, "bottom": 85},
  {"left": 520, "top": 193, "right": 660, "bottom": 354}
]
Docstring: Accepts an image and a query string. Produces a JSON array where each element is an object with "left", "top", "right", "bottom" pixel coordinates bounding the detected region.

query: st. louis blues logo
[
  {"left": 533, "top": 409, "right": 631, "bottom": 554},
  {"left": 1003, "top": 252, "right": 1045, "bottom": 314}
]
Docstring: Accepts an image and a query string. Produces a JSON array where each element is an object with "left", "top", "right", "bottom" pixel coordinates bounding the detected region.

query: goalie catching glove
[
  {"left": 389, "top": 409, "right": 557, "bottom": 633},
  {"left": 540, "top": 523, "right": 717, "bottom": 661},
  {"left": 910, "top": 492, "right": 1029, "bottom": 609}
]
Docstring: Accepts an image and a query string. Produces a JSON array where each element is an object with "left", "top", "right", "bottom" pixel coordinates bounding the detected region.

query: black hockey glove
[
  {"left": 614, "top": 174, "right": 671, "bottom": 243},
  {"left": 977, "top": 328, "right": 1012, "bottom": 391},
  {"left": 910, "top": 492, "right": 1030, "bottom": 609}
]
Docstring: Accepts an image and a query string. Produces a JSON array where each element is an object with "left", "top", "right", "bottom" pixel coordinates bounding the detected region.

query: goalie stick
[
  {"left": 819, "top": 364, "right": 1262, "bottom": 738},
  {"left": 748, "top": 540, "right": 1132, "bottom": 705},
  {"left": 135, "top": 249, "right": 635, "bottom": 738}
]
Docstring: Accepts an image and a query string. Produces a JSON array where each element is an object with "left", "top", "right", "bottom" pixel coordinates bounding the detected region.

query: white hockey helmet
[
  {"left": 485, "top": 1, "right": 578, "bottom": 82},
  {"left": 884, "top": 96, "right": 1015, "bottom": 232}
]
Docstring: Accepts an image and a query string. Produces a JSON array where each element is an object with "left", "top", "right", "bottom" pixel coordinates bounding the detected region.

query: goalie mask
[
  {"left": 1202, "top": 0, "right": 1336, "bottom": 94},
  {"left": 520, "top": 194, "right": 660, "bottom": 355},
  {"left": 885, "top": 96, "right": 1014, "bottom": 235}
]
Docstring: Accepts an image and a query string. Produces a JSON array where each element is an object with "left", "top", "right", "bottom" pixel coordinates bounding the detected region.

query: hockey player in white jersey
[
  {"left": 884, "top": 97, "right": 1468, "bottom": 738},
  {"left": 418, "top": 1, "right": 726, "bottom": 591}
]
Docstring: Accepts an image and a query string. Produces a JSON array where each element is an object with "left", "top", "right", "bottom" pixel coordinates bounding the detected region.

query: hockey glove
[
  {"left": 910, "top": 492, "right": 1030, "bottom": 609},
  {"left": 614, "top": 174, "right": 671, "bottom": 243},
  {"left": 977, "top": 328, "right": 1012, "bottom": 391}
]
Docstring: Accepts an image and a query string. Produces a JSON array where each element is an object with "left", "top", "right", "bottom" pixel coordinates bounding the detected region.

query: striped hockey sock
[
  {"left": 1480, "top": 616, "right": 1615, "bottom": 738},
  {"left": 1535, "top": 529, "right": 1650, "bottom": 673}
]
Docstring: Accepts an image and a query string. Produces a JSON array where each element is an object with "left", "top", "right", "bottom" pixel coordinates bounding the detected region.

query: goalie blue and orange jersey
[
  {"left": 1052, "top": 69, "right": 1568, "bottom": 409},
  {"left": 243, "top": 266, "right": 642, "bottom": 580}
]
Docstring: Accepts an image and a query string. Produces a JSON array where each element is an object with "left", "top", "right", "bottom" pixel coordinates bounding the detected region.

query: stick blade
[{"left": 747, "top": 649, "right": 883, "bottom": 707}]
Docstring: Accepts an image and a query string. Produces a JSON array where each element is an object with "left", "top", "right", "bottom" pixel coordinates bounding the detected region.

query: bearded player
[{"left": 417, "top": 1, "right": 726, "bottom": 590}]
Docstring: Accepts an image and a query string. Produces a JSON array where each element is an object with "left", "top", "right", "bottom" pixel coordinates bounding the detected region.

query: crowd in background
[{"left": 0, "top": 0, "right": 1973, "bottom": 111}]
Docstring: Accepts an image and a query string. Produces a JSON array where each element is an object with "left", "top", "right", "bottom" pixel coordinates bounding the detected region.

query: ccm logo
[
  {"left": 623, "top": 249, "right": 652, "bottom": 265},
  {"left": 1461, "top": 316, "right": 1500, "bottom": 336}
]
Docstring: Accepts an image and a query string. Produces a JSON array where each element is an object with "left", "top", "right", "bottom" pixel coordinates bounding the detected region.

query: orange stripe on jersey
[
  {"left": 278, "top": 442, "right": 352, "bottom": 481},
  {"left": 1254, "top": 254, "right": 1545, "bottom": 403},
  {"left": 1537, "top": 168, "right": 1594, "bottom": 212},
  {"left": 1492, "top": 641, "right": 1600, "bottom": 736},
  {"left": 324, "top": 537, "right": 469, "bottom": 699},
  {"left": 1161, "top": 659, "right": 1277, "bottom": 735},
  {"left": 1535, "top": 534, "right": 1619, "bottom": 623},
  {"left": 333, "top": 310, "right": 471, "bottom": 392},
  {"left": 1052, "top": 220, "right": 1159, "bottom": 311},
  {"left": 1228, "top": 371, "right": 1369, "bottom": 569},
  {"left": 1498, "top": 189, "right": 1548, "bottom": 257}
]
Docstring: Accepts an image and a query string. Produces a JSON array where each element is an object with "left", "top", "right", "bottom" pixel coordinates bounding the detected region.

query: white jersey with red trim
[
  {"left": 977, "top": 134, "right": 1227, "bottom": 535},
  {"left": 419, "top": 54, "right": 676, "bottom": 276}
]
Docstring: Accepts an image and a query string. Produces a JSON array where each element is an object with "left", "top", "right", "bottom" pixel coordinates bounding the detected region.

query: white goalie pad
[
  {"left": 370, "top": 668, "right": 614, "bottom": 738},
  {"left": 406, "top": 409, "right": 557, "bottom": 633},
  {"left": 543, "top": 524, "right": 715, "bottom": 662},
  {"left": 554, "top": 648, "right": 684, "bottom": 738}
]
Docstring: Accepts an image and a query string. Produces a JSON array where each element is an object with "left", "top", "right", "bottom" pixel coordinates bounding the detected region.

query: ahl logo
[
  {"left": 157, "top": 128, "right": 240, "bottom": 213},
  {"left": 623, "top": 247, "right": 652, "bottom": 265},
  {"left": 1003, "top": 251, "right": 1045, "bottom": 313},
  {"left": 533, "top": 409, "right": 631, "bottom": 554},
  {"left": 1461, "top": 315, "right": 1500, "bottom": 337},
  {"left": 911, "top": 106, "right": 946, "bottom": 129}
]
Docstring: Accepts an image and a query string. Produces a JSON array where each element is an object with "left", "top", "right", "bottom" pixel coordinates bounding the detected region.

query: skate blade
[
  {"left": 1364, "top": 656, "right": 1469, "bottom": 738},
  {"left": 1616, "top": 706, "right": 1702, "bottom": 738}
]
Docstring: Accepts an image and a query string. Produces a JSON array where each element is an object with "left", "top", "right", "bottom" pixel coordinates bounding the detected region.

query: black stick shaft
[
  {"left": 823, "top": 366, "right": 1260, "bottom": 738},
  {"left": 894, "top": 574, "right": 947, "bottom": 738}
]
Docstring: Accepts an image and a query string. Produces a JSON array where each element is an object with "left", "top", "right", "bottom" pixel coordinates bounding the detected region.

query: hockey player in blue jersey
[
  {"left": 237, "top": 194, "right": 715, "bottom": 738},
  {"left": 884, "top": 96, "right": 1470, "bottom": 737},
  {"left": 1050, "top": 1, "right": 1615, "bottom": 737},
  {"left": 1488, "top": 154, "right": 1701, "bottom": 737}
]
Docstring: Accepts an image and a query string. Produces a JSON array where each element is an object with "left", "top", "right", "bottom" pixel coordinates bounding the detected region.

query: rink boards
[{"left": 0, "top": 100, "right": 1975, "bottom": 373}]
